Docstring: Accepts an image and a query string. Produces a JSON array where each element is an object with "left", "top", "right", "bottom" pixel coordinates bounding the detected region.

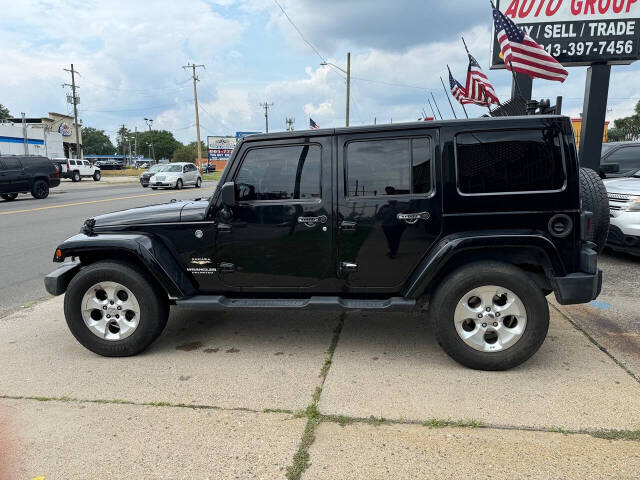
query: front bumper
[{"left": 44, "top": 261, "right": 81, "bottom": 296}]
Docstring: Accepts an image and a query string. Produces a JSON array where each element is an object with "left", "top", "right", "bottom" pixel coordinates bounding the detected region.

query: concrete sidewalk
[{"left": 1, "top": 297, "right": 638, "bottom": 479}]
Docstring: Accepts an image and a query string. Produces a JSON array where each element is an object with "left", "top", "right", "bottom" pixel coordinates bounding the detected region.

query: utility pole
[
  {"left": 285, "top": 117, "right": 295, "bottom": 131},
  {"left": 144, "top": 118, "right": 155, "bottom": 163},
  {"left": 21, "top": 113, "right": 28, "bottom": 156},
  {"left": 259, "top": 102, "right": 274, "bottom": 133},
  {"left": 120, "top": 124, "right": 127, "bottom": 163},
  {"left": 182, "top": 63, "right": 205, "bottom": 171},
  {"left": 134, "top": 126, "right": 138, "bottom": 158},
  {"left": 346, "top": 52, "right": 351, "bottom": 127},
  {"left": 63, "top": 64, "right": 82, "bottom": 158}
]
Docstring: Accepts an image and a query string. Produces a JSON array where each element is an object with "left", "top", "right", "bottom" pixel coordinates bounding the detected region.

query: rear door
[
  {"left": 336, "top": 131, "right": 442, "bottom": 293},
  {"left": 0, "top": 157, "right": 28, "bottom": 192}
]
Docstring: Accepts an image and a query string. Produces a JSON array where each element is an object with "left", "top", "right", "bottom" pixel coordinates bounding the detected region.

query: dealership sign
[
  {"left": 207, "top": 136, "right": 237, "bottom": 160},
  {"left": 491, "top": 0, "right": 640, "bottom": 68}
]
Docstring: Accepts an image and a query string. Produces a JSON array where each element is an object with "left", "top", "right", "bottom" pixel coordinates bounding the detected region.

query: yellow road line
[{"left": 0, "top": 191, "right": 178, "bottom": 216}]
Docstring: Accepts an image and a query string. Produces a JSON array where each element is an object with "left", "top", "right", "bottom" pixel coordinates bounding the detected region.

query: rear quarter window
[{"left": 455, "top": 129, "right": 565, "bottom": 195}]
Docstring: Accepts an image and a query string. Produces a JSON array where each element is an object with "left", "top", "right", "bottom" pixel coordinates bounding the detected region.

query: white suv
[
  {"left": 604, "top": 169, "right": 640, "bottom": 256},
  {"left": 54, "top": 158, "right": 101, "bottom": 182},
  {"left": 149, "top": 162, "right": 202, "bottom": 190}
]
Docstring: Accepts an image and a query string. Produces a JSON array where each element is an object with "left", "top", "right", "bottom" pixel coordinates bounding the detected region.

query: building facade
[{"left": 5, "top": 112, "right": 82, "bottom": 158}]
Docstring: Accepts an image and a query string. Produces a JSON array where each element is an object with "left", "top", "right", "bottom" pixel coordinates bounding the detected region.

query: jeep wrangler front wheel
[
  {"left": 64, "top": 260, "right": 169, "bottom": 356},
  {"left": 430, "top": 262, "right": 549, "bottom": 371}
]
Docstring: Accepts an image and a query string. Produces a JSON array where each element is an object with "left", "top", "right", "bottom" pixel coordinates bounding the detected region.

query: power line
[{"left": 272, "top": 0, "right": 326, "bottom": 63}]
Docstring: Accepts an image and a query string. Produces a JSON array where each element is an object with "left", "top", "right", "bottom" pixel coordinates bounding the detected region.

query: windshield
[
  {"left": 147, "top": 164, "right": 163, "bottom": 173},
  {"left": 601, "top": 143, "right": 615, "bottom": 155},
  {"left": 155, "top": 164, "right": 182, "bottom": 173},
  {"left": 633, "top": 169, "right": 640, "bottom": 178}
]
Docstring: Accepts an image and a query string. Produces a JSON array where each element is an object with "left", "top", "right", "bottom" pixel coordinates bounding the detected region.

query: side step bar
[{"left": 175, "top": 295, "right": 416, "bottom": 311}]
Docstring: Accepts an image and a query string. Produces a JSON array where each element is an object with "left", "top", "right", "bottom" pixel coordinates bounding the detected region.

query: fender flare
[
  {"left": 53, "top": 233, "right": 197, "bottom": 298},
  {"left": 402, "top": 231, "right": 565, "bottom": 299}
]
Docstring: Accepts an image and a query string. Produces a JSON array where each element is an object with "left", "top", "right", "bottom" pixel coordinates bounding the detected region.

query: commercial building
[
  {"left": 4, "top": 112, "right": 82, "bottom": 158},
  {"left": 0, "top": 123, "right": 64, "bottom": 158}
]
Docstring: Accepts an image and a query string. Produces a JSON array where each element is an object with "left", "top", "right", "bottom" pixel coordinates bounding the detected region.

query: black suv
[
  {"left": 44, "top": 116, "right": 606, "bottom": 370},
  {"left": 1, "top": 155, "right": 60, "bottom": 201}
]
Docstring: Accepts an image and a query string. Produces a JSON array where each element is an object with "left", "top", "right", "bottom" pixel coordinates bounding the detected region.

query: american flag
[
  {"left": 449, "top": 70, "right": 471, "bottom": 105},
  {"left": 465, "top": 54, "right": 501, "bottom": 106},
  {"left": 493, "top": 5, "right": 568, "bottom": 82},
  {"left": 309, "top": 118, "right": 319, "bottom": 129}
]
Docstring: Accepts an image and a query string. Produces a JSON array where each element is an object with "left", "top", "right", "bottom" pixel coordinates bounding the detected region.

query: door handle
[
  {"left": 298, "top": 215, "right": 327, "bottom": 227},
  {"left": 397, "top": 212, "right": 430, "bottom": 224},
  {"left": 339, "top": 221, "right": 357, "bottom": 231},
  {"left": 219, "top": 262, "right": 235, "bottom": 273}
]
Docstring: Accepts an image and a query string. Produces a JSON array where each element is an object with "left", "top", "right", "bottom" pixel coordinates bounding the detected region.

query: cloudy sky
[{"left": 2, "top": 0, "right": 640, "bottom": 144}]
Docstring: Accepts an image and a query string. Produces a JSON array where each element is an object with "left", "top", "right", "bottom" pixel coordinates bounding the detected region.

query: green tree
[
  {"left": 116, "top": 126, "right": 132, "bottom": 157},
  {"left": 82, "top": 127, "right": 115, "bottom": 155},
  {"left": 0, "top": 104, "right": 10, "bottom": 121},
  {"left": 608, "top": 100, "right": 640, "bottom": 142},
  {"left": 172, "top": 141, "right": 206, "bottom": 163},
  {"left": 136, "top": 130, "right": 181, "bottom": 161}
]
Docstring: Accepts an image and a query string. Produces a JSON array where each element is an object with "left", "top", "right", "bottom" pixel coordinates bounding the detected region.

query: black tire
[
  {"left": 72, "top": 170, "right": 81, "bottom": 182},
  {"left": 430, "top": 261, "right": 550, "bottom": 371},
  {"left": 175, "top": 179, "right": 183, "bottom": 190},
  {"left": 31, "top": 179, "right": 50, "bottom": 199},
  {"left": 195, "top": 177, "right": 202, "bottom": 188},
  {"left": 1, "top": 193, "right": 18, "bottom": 201},
  {"left": 93, "top": 171, "right": 101, "bottom": 181},
  {"left": 64, "top": 260, "right": 169, "bottom": 357},
  {"left": 579, "top": 167, "right": 609, "bottom": 253}
]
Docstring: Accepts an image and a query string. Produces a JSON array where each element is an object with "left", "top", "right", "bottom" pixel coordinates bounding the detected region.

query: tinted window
[
  {"left": 236, "top": 144, "right": 321, "bottom": 201},
  {"left": 606, "top": 147, "right": 640, "bottom": 170},
  {"left": 346, "top": 138, "right": 431, "bottom": 197},
  {"left": 456, "top": 129, "right": 565, "bottom": 194},
  {"left": 1, "top": 158, "right": 22, "bottom": 170},
  {"left": 83, "top": 161, "right": 90, "bottom": 166},
  {"left": 69, "top": 160, "right": 76, "bottom": 165}
]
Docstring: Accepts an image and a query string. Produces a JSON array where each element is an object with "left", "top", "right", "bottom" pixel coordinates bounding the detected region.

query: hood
[
  {"left": 93, "top": 200, "right": 206, "bottom": 227},
  {"left": 603, "top": 177, "right": 640, "bottom": 196}
]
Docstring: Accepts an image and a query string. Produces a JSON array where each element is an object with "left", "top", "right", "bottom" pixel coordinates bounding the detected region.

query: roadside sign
[
  {"left": 207, "top": 136, "right": 237, "bottom": 161},
  {"left": 235, "top": 131, "right": 261, "bottom": 140},
  {"left": 491, "top": 0, "right": 640, "bottom": 68}
]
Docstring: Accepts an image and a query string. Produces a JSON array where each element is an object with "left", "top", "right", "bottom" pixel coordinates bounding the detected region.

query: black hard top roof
[{"left": 239, "top": 115, "right": 569, "bottom": 143}]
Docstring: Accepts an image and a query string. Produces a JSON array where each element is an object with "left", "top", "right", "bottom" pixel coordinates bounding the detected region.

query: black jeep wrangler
[{"left": 44, "top": 116, "right": 607, "bottom": 370}]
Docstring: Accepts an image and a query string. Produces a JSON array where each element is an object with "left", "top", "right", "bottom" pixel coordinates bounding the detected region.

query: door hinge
[{"left": 219, "top": 262, "right": 235, "bottom": 273}]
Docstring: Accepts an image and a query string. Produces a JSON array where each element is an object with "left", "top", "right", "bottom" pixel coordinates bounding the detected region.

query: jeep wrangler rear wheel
[
  {"left": 64, "top": 260, "right": 169, "bottom": 356},
  {"left": 430, "top": 262, "right": 549, "bottom": 371}
]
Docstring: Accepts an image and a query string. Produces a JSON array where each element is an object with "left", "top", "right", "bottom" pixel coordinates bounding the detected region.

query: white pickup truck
[{"left": 53, "top": 158, "right": 101, "bottom": 182}]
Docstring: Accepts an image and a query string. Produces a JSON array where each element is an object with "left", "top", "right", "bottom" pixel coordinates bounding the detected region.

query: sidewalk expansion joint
[
  {"left": 550, "top": 302, "right": 640, "bottom": 384},
  {"left": 286, "top": 312, "right": 345, "bottom": 480}
]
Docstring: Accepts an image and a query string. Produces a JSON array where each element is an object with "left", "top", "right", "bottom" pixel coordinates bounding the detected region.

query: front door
[
  {"left": 337, "top": 132, "right": 442, "bottom": 293},
  {"left": 214, "top": 138, "right": 333, "bottom": 291}
]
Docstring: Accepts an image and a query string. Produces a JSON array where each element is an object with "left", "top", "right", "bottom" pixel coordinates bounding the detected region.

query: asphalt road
[{"left": 0, "top": 180, "right": 216, "bottom": 318}]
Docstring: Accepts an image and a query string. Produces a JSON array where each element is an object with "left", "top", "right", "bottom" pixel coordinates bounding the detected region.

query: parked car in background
[
  {"left": 203, "top": 162, "right": 217, "bottom": 173},
  {"left": 95, "top": 159, "right": 125, "bottom": 170},
  {"left": 604, "top": 168, "right": 640, "bottom": 256},
  {"left": 53, "top": 158, "right": 101, "bottom": 182},
  {"left": 600, "top": 142, "right": 640, "bottom": 178},
  {"left": 149, "top": 162, "right": 202, "bottom": 190},
  {"left": 139, "top": 164, "right": 163, "bottom": 188},
  {"left": 1, "top": 155, "right": 60, "bottom": 200}
]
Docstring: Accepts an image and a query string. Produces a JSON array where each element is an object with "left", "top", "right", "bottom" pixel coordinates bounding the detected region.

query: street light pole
[{"left": 144, "top": 118, "right": 156, "bottom": 163}]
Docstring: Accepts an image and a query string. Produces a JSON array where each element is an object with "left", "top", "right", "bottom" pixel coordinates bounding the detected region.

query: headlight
[{"left": 629, "top": 197, "right": 640, "bottom": 211}]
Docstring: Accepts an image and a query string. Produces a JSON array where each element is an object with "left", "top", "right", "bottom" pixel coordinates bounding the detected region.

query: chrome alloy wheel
[
  {"left": 453, "top": 285, "right": 527, "bottom": 352},
  {"left": 81, "top": 282, "right": 141, "bottom": 341}
]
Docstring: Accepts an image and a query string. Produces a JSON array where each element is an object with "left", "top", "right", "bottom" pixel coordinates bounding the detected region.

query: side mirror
[
  {"left": 601, "top": 163, "right": 620, "bottom": 174},
  {"left": 221, "top": 181, "right": 236, "bottom": 207}
]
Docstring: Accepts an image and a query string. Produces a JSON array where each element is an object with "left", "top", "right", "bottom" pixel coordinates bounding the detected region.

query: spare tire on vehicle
[{"left": 579, "top": 167, "right": 609, "bottom": 253}]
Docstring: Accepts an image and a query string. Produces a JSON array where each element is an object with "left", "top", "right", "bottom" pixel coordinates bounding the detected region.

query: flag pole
[
  {"left": 430, "top": 92, "right": 443, "bottom": 120},
  {"left": 447, "top": 65, "right": 469, "bottom": 119},
  {"left": 440, "top": 76, "right": 457, "bottom": 119},
  {"left": 482, "top": 87, "right": 492, "bottom": 116},
  {"left": 509, "top": 60, "right": 525, "bottom": 99},
  {"left": 461, "top": 36, "right": 470, "bottom": 55},
  {"left": 427, "top": 98, "right": 438, "bottom": 119}
]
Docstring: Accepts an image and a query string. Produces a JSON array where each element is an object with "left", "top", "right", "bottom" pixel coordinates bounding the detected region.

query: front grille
[
  {"left": 608, "top": 192, "right": 637, "bottom": 212},
  {"left": 608, "top": 193, "right": 633, "bottom": 202}
]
